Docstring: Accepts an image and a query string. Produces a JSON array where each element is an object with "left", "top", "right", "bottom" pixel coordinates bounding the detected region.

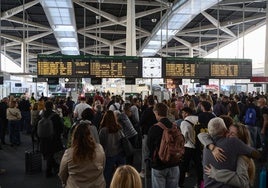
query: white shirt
[
  {"left": 73, "top": 102, "right": 91, "bottom": 120},
  {"left": 180, "top": 115, "right": 198, "bottom": 148}
]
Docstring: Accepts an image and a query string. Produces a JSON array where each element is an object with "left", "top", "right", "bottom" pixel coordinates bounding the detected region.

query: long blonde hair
[
  {"left": 110, "top": 165, "right": 142, "bottom": 188},
  {"left": 231, "top": 123, "right": 255, "bottom": 186}
]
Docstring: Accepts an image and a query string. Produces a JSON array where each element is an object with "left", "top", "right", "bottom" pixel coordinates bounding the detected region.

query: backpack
[
  {"left": 185, "top": 120, "right": 208, "bottom": 150},
  {"left": 156, "top": 122, "right": 185, "bottom": 164},
  {"left": 244, "top": 107, "right": 256, "bottom": 126},
  {"left": 37, "top": 113, "right": 55, "bottom": 138}
]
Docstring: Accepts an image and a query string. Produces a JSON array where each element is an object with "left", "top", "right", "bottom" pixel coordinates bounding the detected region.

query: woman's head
[
  {"left": 100, "top": 110, "right": 121, "bottom": 133},
  {"left": 219, "top": 115, "right": 234, "bottom": 129},
  {"left": 72, "top": 122, "right": 96, "bottom": 163},
  {"left": 9, "top": 100, "right": 17, "bottom": 108},
  {"left": 32, "top": 102, "right": 39, "bottom": 111},
  {"left": 228, "top": 123, "right": 250, "bottom": 145},
  {"left": 110, "top": 165, "right": 142, "bottom": 188}
]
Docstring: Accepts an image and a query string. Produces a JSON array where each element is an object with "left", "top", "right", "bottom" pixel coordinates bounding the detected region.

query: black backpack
[{"left": 37, "top": 113, "right": 55, "bottom": 138}]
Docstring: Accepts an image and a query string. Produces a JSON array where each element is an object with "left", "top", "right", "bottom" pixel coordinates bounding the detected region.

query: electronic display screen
[
  {"left": 90, "top": 57, "right": 141, "bottom": 78},
  {"left": 164, "top": 58, "right": 209, "bottom": 78},
  {"left": 37, "top": 55, "right": 141, "bottom": 78},
  {"left": 210, "top": 59, "right": 252, "bottom": 78}
]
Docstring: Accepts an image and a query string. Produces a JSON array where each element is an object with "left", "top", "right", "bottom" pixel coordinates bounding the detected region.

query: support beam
[
  {"left": 78, "top": 0, "right": 164, "bottom": 6},
  {"left": 0, "top": 34, "right": 22, "bottom": 43},
  {"left": 202, "top": 11, "right": 236, "bottom": 37},
  {"left": 210, "top": 5, "right": 266, "bottom": 13},
  {"left": 1, "top": 0, "right": 39, "bottom": 20},
  {"left": 6, "top": 16, "right": 51, "bottom": 30},
  {"left": 25, "top": 31, "right": 53, "bottom": 43},
  {"left": 0, "top": 26, "right": 50, "bottom": 32},
  {"left": 126, "top": 0, "right": 136, "bottom": 56},
  {"left": 180, "top": 14, "right": 265, "bottom": 34}
]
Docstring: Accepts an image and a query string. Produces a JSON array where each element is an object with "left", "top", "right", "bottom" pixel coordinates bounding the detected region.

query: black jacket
[
  {"left": 139, "top": 106, "right": 157, "bottom": 135},
  {"left": 40, "top": 110, "right": 64, "bottom": 158}
]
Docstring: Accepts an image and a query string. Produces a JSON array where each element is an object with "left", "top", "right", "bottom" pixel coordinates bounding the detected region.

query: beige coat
[
  {"left": 58, "top": 144, "right": 106, "bottom": 188},
  {"left": 6, "top": 107, "right": 21, "bottom": 121}
]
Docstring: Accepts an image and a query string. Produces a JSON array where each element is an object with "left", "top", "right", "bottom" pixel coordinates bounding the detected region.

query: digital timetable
[
  {"left": 37, "top": 55, "right": 142, "bottom": 78},
  {"left": 37, "top": 55, "right": 252, "bottom": 79}
]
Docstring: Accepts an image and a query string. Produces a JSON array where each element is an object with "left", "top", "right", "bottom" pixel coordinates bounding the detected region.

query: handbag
[{"left": 120, "top": 131, "right": 134, "bottom": 157}]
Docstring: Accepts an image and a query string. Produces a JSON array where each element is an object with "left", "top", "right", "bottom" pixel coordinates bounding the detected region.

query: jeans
[
  {"left": 151, "top": 166, "right": 180, "bottom": 188},
  {"left": 142, "top": 135, "right": 149, "bottom": 171},
  {"left": 104, "top": 153, "right": 126, "bottom": 188},
  {"left": 8, "top": 120, "right": 21, "bottom": 145},
  {"left": 246, "top": 125, "right": 258, "bottom": 148}
]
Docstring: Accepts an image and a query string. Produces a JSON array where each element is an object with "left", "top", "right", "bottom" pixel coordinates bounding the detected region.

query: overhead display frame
[{"left": 37, "top": 55, "right": 252, "bottom": 79}]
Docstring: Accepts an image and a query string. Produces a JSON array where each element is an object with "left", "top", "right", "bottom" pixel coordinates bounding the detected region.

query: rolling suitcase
[{"left": 25, "top": 138, "right": 42, "bottom": 174}]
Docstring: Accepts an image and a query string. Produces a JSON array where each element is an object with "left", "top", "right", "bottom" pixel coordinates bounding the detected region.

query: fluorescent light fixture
[
  {"left": 58, "top": 38, "right": 77, "bottom": 42},
  {"left": 53, "top": 25, "right": 75, "bottom": 32},
  {"left": 142, "top": 49, "right": 158, "bottom": 53},
  {"left": 62, "top": 47, "right": 79, "bottom": 51},
  {"left": 40, "top": 0, "right": 80, "bottom": 55},
  {"left": 139, "top": 0, "right": 222, "bottom": 56},
  {"left": 43, "top": 0, "right": 72, "bottom": 8}
]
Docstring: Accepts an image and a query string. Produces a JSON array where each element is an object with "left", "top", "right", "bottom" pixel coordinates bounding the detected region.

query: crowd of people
[{"left": 0, "top": 90, "right": 267, "bottom": 188}]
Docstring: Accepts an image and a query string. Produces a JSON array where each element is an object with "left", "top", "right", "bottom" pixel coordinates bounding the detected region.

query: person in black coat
[
  {"left": 0, "top": 97, "right": 9, "bottom": 146},
  {"left": 39, "top": 101, "right": 64, "bottom": 177}
]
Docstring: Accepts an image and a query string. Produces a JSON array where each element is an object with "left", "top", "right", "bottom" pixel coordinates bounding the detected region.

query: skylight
[
  {"left": 139, "top": 0, "right": 222, "bottom": 56},
  {"left": 40, "top": 0, "right": 79, "bottom": 55}
]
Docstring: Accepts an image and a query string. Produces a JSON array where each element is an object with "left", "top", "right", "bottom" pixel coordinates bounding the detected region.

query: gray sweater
[
  {"left": 99, "top": 127, "right": 123, "bottom": 157},
  {"left": 202, "top": 135, "right": 254, "bottom": 188}
]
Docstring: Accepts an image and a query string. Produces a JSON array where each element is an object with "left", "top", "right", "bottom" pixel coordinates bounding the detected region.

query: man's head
[
  {"left": 153, "top": 103, "right": 168, "bottom": 120},
  {"left": 200, "top": 101, "right": 211, "bottom": 112},
  {"left": 181, "top": 107, "right": 193, "bottom": 119},
  {"left": 208, "top": 117, "right": 228, "bottom": 137},
  {"left": 148, "top": 95, "right": 155, "bottom": 106}
]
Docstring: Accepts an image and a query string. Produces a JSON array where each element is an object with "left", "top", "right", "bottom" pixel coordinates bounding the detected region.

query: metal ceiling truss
[{"left": 0, "top": 0, "right": 267, "bottom": 71}]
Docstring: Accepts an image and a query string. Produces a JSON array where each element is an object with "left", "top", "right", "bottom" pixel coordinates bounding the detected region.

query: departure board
[
  {"left": 38, "top": 61, "right": 73, "bottom": 76},
  {"left": 210, "top": 59, "right": 252, "bottom": 78},
  {"left": 37, "top": 55, "right": 252, "bottom": 79},
  {"left": 89, "top": 57, "right": 141, "bottom": 78},
  {"left": 37, "top": 55, "right": 141, "bottom": 78},
  {"left": 164, "top": 58, "right": 210, "bottom": 78},
  {"left": 73, "top": 60, "right": 90, "bottom": 77}
]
